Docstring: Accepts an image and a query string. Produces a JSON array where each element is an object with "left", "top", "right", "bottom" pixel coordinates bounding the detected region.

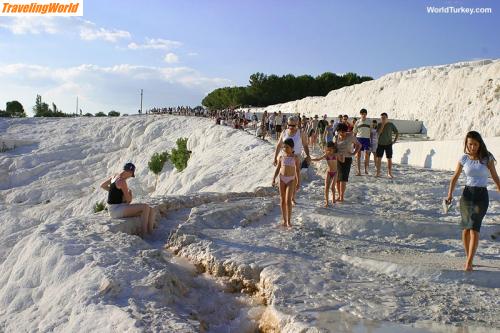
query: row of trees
[
  {"left": 86, "top": 111, "right": 121, "bottom": 117},
  {"left": 1, "top": 95, "right": 124, "bottom": 118},
  {"left": 202, "top": 72, "right": 373, "bottom": 110},
  {"left": 33, "top": 95, "right": 72, "bottom": 117}
]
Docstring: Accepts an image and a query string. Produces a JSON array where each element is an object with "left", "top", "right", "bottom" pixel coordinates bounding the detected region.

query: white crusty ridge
[{"left": 250, "top": 59, "right": 500, "bottom": 140}]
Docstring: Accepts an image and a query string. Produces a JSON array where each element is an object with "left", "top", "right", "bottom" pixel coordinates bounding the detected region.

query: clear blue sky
[{"left": 0, "top": 0, "right": 498, "bottom": 115}]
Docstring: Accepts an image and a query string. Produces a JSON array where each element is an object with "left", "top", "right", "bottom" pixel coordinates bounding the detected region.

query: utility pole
[{"left": 140, "top": 89, "right": 143, "bottom": 114}]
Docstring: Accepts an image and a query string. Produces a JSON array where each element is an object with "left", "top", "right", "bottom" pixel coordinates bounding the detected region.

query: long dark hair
[{"left": 464, "top": 131, "right": 495, "bottom": 164}]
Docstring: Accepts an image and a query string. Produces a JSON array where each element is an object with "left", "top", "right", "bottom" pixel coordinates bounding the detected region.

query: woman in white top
[{"left": 447, "top": 131, "right": 500, "bottom": 271}]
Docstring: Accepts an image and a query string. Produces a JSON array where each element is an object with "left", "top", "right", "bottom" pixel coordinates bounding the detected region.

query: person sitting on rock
[{"left": 100, "top": 162, "right": 155, "bottom": 237}]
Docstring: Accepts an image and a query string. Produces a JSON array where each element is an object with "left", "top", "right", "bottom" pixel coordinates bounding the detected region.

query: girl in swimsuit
[
  {"left": 272, "top": 138, "right": 300, "bottom": 227},
  {"left": 311, "top": 141, "right": 345, "bottom": 207}
]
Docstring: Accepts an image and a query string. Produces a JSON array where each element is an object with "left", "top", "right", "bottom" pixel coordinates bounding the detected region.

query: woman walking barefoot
[
  {"left": 447, "top": 131, "right": 500, "bottom": 271},
  {"left": 272, "top": 138, "right": 301, "bottom": 227}
]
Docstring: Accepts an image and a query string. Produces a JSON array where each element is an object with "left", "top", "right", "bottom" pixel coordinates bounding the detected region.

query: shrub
[
  {"left": 93, "top": 201, "right": 106, "bottom": 213},
  {"left": 108, "top": 110, "right": 120, "bottom": 117},
  {"left": 84, "top": 113, "right": 94, "bottom": 117},
  {"left": 95, "top": 112, "right": 106, "bottom": 117},
  {"left": 148, "top": 151, "right": 170, "bottom": 189},
  {"left": 170, "top": 138, "right": 191, "bottom": 172},
  {"left": 0, "top": 142, "right": 12, "bottom": 152},
  {"left": 6, "top": 101, "right": 26, "bottom": 118}
]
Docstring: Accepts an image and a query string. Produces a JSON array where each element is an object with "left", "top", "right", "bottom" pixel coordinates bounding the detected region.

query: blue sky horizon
[{"left": 0, "top": 0, "right": 499, "bottom": 116}]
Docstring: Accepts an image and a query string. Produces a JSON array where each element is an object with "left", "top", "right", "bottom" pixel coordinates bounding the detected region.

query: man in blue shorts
[{"left": 353, "top": 108, "right": 372, "bottom": 175}]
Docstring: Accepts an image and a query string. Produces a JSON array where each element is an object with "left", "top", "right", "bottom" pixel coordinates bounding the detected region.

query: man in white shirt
[{"left": 353, "top": 108, "right": 372, "bottom": 175}]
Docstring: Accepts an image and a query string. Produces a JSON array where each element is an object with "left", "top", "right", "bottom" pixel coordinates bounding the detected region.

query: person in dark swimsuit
[
  {"left": 311, "top": 141, "right": 345, "bottom": 207},
  {"left": 100, "top": 162, "right": 155, "bottom": 237}
]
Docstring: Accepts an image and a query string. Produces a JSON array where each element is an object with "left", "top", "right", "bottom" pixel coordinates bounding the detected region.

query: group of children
[
  {"left": 272, "top": 138, "right": 345, "bottom": 227},
  {"left": 271, "top": 110, "right": 398, "bottom": 228}
]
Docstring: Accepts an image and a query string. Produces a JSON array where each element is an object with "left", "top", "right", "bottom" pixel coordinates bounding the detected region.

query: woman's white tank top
[{"left": 283, "top": 129, "right": 303, "bottom": 156}]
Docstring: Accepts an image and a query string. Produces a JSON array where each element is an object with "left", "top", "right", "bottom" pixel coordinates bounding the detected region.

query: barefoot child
[
  {"left": 272, "top": 138, "right": 301, "bottom": 227},
  {"left": 311, "top": 141, "right": 344, "bottom": 207}
]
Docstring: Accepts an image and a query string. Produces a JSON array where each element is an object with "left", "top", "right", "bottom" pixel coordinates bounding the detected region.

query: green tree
[
  {"left": 32, "top": 95, "right": 69, "bottom": 117},
  {"left": 6, "top": 101, "right": 26, "bottom": 117},
  {"left": 148, "top": 151, "right": 170, "bottom": 189},
  {"left": 33, "top": 95, "right": 49, "bottom": 117},
  {"left": 108, "top": 110, "right": 120, "bottom": 117},
  {"left": 170, "top": 138, "right": 191, "bottom": 172},
  {"left": 247, "top": 72, "right": 267, "bottom": 106},
  {"left": 84, "top": 113, "right": 93, "bottom": 117},
  {"left": 95, "top": 112, "right": 106, "bottom": 117}
]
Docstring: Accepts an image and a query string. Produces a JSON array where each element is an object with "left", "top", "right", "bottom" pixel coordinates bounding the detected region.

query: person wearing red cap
[{"left": 100, "top": 162, "right": 155, "bottom": 237}]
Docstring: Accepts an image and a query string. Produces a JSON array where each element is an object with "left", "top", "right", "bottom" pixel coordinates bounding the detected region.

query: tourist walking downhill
[
  {"left": 375, "top": 112, "right": 399, "bottom": 178},
  {"left": 446, "top": 131, "right": 500, "bottom": 271},
  {"left": 353, "top": 108, "right": 372, "bottom": 175}
]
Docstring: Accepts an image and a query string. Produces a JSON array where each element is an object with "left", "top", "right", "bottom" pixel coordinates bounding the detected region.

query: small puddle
[
  {"left": 315, "top": 310, "right": 488, "bottom": 333},
  {"left": 316, "top": 311, "right": 428, "bottom": 332}
]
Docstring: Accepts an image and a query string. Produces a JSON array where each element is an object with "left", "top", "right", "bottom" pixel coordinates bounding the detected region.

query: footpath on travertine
[{"left": 164, "top": 144, "right": 500, "bottom": 331}]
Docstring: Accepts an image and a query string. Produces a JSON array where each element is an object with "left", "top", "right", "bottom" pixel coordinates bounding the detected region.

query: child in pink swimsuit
[
  {"left": 272, "top": 138, "right": 300, "bottom": 227},
  {"left": 311, "top": 141, "right": 344, "bottom": 207}
]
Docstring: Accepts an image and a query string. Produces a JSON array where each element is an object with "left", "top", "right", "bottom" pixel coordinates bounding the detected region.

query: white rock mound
[{"left": 248, "top": 59, "right": 500, "bottom": 140}]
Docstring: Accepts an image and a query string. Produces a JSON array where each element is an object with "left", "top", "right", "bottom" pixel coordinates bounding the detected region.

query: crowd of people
[
  {"left": 148, "top": 106, "right": 207, "bottom": 117},
  {"left": 271, "top": 110, "right": 499, "bottom": 272},
  {"left": 100, "top": 107, "right": 499, "bottom": 272}
]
